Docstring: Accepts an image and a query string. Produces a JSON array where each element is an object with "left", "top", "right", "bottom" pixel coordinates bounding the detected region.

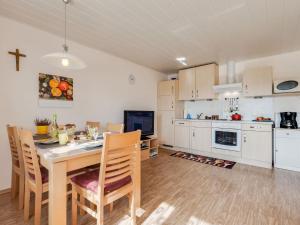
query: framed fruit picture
[{"left": 39, "top": 73, "right": 73, "bottom": 101}]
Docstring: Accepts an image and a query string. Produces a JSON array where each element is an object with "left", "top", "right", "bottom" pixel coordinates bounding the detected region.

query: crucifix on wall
[{"left": 8, "top": 48, "right": 26, "bottom": 71}]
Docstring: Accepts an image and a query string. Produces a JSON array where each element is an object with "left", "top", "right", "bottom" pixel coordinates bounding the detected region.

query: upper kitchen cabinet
[
  {"left": 195, "top": 64, "right": 219, "bottom": 100},
  {"left": 178, "top": 68, "right": 195, "bottom": 100},
  {"left": 178, "top": 64, "right": 219, "bottom": 100},
  {"left": 243, "top": 66, "right": 273, "bottom": 97}
]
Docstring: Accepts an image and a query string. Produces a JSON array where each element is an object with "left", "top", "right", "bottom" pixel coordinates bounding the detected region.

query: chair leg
[
  {"left": 96, "top": 203, "right": 104, "bottom": 225},
  {"left": 72, "top": 188, "right": 78, "bottom": 225},
  {"left": 79, "top": 195, "right": 85, "bottom": 216},
  {"left": 24, "top": 182, "right": 30, "bottom": 222},
  {"left": 129, "top": 192, "right": 136, "bottom": 225},
  {"left": 109, "top": 202, "right": 113, "bottom": 214},
  {"left": 34, "top": 191, "right": 42, "bottom": 225},
  {"left": 11, "top": 170, "right": 18, "bottom": 199},
  {"left": 18, "top": 175, "right": 25, "bottom": 210}
]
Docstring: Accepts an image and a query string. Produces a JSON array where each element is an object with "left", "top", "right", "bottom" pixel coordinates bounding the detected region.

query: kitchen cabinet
[
  {"left": 190, "top": 121, "right": 212, "bottom": 153},
  {"left": 158, "top": 80, "right": 174, "bottom": 96},
  {"left": 241, "top": 123, "right": 272, "bottom": 168},
  {"left": 243, "top": 66, "right": 273, "bottom": 97},
  {"left": 174, "top": 120, "right": 190, "bottom": 150},
  {"left": 157, "top": 111, "right": 175, "bottom": 146},
  {"left": 195, "top": 64, "right": 219, "bottom": 100},
  {"left": 275, "top": 129, "right": 300, "bottom": 172},
  {"left": 157, "top": 80, "right": 184, "bottom": 147},
  {"left": 178, "top": 68, "right": 195, "bottom": 100},
  {"left": 178, "top": 64, "right": 219, "bottom": 100}
]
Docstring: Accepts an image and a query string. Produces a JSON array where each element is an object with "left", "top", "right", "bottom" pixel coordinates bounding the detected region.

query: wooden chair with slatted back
[
  {"left": 71, "top": 130, "right": 141, "bottom": 225},
  {"left": 19, "top": 129, "right": 49, "bottom": 225},
  {"left": 6, "top": 125, "right": 25, "bottom": 209},
  {"left": 86, "top": 121, "right": 101, "bottom": 130},
  {"left": 106, "top": 123, "right": 124, "bottom": 133}
]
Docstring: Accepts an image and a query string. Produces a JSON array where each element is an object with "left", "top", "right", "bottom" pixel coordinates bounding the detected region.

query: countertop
[{"left": 175, "top": 118, "right": 274, "bottom": 125}]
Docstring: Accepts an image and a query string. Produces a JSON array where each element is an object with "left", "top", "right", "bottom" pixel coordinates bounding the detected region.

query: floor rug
[{"left": 170, "top": 151, "right": 236, "bottom": 169}]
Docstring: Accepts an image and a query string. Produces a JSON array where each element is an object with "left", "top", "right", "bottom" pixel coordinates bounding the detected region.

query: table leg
[{"left": 48, "top": 161, "right": 67, "bottom": 225}]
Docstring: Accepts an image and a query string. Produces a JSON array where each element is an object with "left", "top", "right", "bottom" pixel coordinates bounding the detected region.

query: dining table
[{"left": 36, "top": 137, "right": 141, "bottom": 225}]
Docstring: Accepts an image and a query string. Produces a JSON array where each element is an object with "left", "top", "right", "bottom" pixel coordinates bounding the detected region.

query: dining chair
[
  {"left": 86, "top": 121, "right": 101, "bottom": 129},
  {"left": 6, "top": 125, "right": 25, "bottom": 210},
  {"left": 106, "top": 123, "right": 124, "bottom": 133},
  {"left": 71, "top": 130, "right": 141, "bottom": 225},
  {"left": 19, "top": 128, "right": 49, "bottom": 225}
]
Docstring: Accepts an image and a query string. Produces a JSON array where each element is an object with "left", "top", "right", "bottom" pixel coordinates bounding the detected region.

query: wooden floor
[{"left": 1, "top": 149, "right": 300, "bottom": 225}]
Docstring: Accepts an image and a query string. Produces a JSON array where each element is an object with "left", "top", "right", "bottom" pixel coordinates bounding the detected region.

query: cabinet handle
[
  {"left": 178, "top": 122, "right": 185, "bottom": 125},
  {"left": 192, "top": 90, "right": 194, "bottom": 98},
  {"left": 196, "top": 90, "right": 199, "bottom": 97},
  {"left": 243, "top": 135, "right": 246, "bottom": 143},
  {"left": 193, "top": 131, "right": 195, "bottom": 137},
  {"left": 171, "top": 101, "right": 174, "bottom": 109},
  {"left": 171, "top": 119, "right": 174, "bottom": 125}
]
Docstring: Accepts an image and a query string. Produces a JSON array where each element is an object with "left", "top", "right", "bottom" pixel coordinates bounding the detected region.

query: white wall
[
  {"left": 185, "top": 51, "right": 300, "bottom": 123},
  {"left": 0, "top": 16, "right": 166, "bottom": 191}
]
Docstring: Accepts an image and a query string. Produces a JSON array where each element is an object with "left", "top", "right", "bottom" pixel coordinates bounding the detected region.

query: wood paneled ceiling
[{"left": 1, "top": 0, "right": 300, "bottom": 73}]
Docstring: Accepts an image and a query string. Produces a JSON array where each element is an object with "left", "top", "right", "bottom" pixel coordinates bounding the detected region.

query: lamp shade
[{"left": 41, "top": 52, "right": 86, "bottom": 70}]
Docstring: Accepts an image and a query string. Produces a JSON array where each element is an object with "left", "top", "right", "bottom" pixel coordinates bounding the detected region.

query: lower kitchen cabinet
[
  {"left": 157, "top": 111, "right": 175, "bottom": 146},
  {"left": 174, "top": 120, "right": 190, "bottom": 150},
  {"left": 190, "top": 127, "right": 211, "bottom": 153},
  {"left": 241, "top": 124, "right": 272, "bottom": 168}
]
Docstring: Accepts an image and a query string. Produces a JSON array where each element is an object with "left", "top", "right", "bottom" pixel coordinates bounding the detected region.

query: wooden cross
[{"left": 8, "top": 48, "right": 26, "bottom": 71}]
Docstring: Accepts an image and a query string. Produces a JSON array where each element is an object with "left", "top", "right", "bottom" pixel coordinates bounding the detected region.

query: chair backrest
[
  {"left": 6, "top": 125, "right": 23, "bottom": 170},
  {"left": 86, "top": 121, "right": 101, "bottom": 129},
  {"left": 19, "top": 129, "right": 42, "bottom": 186},
  {"left": 99, "top": 130, "right": 141, "bottom": 196},
  {"left": 106, "top": 123, "right": 124, "bottom": 133}
]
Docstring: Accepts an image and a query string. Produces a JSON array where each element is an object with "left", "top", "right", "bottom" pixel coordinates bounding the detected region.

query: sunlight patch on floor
[
  {"left": 141, "top": 202, "right": 175, "bottom": 225},
  {"left": 186, "top": 216, "right": 213, "bottom": 225}
]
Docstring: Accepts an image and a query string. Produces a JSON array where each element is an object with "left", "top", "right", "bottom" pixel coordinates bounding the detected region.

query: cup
[{"left": 58, "top": 131, "right": 69, "bottom": 145}]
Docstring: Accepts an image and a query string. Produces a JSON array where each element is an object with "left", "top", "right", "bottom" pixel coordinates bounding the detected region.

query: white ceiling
[{"left": 1, "top": 0, "right": 300, "bottom": 73}]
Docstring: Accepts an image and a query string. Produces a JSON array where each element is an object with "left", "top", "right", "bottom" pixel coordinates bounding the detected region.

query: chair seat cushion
[
  {"left": 29, "top": 166, "right": 48, "bottom": 184},
  {"left": 71, "top": 169, "right": 132, "bottom": 194}
]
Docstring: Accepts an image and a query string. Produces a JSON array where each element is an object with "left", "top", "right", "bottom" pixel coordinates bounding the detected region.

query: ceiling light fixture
[
  {"left": 41, "top": 0, "right": 86, "bottom": 70},
  {"left": 176, "top": 57, "right": 187, "bottom": 66}
]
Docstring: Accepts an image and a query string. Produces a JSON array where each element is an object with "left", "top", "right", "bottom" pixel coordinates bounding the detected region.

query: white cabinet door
[
  {"left": 195, "top": 64, "right": 218, "bottom": 100},
  {"left": 243, "top": 67, "right": 273, "bottom": 97},
  {"left": 158, "top": 95, "right": 174, "bottom": 111},
  {"left": 275, "top": 131, "right": 300, "bottom": 170},
  {"left": 242, "top": 131, "right": 272, "bottom": 163},
  {"left": 190, "top": 127, "right": 212, "bottom": 153},
  {"left": 178, "top": 68, "right": 195, "bottom": 100},
  {"left": 174, "top": 122, "right": 190, "bottom": 150},
  {"left": 158, "top": 80, "right": 174, "bottom": 96},
  {"left": 157, "top": 111, "right": 175, "bottom": 146}
]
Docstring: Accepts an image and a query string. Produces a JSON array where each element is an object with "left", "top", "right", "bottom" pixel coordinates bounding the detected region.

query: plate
[{"left": 36, "top": 138, "right": 59, "bottom": 145}]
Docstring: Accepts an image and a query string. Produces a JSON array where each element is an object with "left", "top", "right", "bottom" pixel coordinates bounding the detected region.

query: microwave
[{"left": 273, "top": 78, "right": 300, "bottom": 93}]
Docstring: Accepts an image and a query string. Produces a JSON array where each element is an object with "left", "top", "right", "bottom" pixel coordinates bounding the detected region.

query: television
[{"left": 124, "top": 110, "right": 154, "bottom": 137}]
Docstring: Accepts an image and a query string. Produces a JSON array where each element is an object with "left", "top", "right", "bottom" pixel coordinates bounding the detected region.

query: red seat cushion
[
  {"left": 29, "top": 166, "right": 48, "bottom": 184},
  {"left": 71, "top": 169, "right": 132, "bottom": 194}
]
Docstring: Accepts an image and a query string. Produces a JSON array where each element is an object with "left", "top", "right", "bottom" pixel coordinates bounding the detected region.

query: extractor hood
[{"left": 213, "top": 61, "right": 242, "bottom": 93}]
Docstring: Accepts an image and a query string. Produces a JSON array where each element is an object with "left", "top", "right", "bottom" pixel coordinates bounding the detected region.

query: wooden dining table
[{"left": 36, "top": 138, "right": 141, "bottom": 225}]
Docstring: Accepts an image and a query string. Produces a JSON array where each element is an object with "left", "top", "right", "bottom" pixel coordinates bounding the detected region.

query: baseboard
[{"left": 0, "top": 188, "right": 11, "bottom": 195}]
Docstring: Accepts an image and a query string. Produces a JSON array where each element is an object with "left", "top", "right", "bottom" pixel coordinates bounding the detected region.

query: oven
[{"left": 212, "top": 122, "right": 241, "bottom": 151}]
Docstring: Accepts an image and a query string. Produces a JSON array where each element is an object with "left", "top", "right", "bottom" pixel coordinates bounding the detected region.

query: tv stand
[{"left": 140, "top": 136, "right": 159, "bottom": 161}]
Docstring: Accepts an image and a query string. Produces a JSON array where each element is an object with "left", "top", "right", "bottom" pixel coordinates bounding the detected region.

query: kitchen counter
[{"left": 175, "top": 118, "right": 274, "bottom": 125}]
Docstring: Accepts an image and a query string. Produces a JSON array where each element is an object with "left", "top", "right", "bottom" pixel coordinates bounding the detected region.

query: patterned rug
[{"left": 170, "top": 151, "right": 236, "bottom": 169}]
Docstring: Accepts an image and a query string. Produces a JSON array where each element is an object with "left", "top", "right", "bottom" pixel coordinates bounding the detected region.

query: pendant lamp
[{"left": 41, "top": 0, "right": 86, "bottom": 70}]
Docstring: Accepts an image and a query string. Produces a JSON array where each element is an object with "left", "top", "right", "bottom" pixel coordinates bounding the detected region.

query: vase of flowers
[{"left": 34, "top": 118, "right": 51, "bottom": 135}]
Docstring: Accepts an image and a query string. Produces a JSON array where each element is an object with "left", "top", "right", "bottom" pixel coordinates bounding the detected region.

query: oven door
[{"left": 212, "top": 128, "right": 241, "bottom": 151}]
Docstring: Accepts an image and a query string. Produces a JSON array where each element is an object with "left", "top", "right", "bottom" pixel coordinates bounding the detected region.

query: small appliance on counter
[{"left": 280, "top": 112, "right": 298, "bottom": 129}]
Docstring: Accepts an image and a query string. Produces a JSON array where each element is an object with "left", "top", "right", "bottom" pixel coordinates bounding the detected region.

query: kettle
[{"left": 231, "top": 113, "right": 242, "bottom": 121}]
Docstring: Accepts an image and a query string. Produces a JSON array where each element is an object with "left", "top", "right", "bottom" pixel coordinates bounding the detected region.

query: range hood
[{"left": 213, "top": 61, "right": 242, "bottom": 93}]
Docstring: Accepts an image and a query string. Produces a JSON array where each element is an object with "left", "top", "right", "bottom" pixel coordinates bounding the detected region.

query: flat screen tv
[{"left": 124, "top": 110, "right": 154, "bottom": 137}]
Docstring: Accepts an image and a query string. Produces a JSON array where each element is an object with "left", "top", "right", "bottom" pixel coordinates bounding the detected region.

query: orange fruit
[
  {"left": 49, "top": 79, "right": 59, "bottom": 88},
  {"left": 51, "top": 87, "right": 62, "bottom": 97}
]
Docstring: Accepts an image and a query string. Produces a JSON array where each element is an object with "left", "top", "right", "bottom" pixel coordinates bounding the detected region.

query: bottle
[{"left": 51, "top": 113, "right": 59, "bottom": 138}]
